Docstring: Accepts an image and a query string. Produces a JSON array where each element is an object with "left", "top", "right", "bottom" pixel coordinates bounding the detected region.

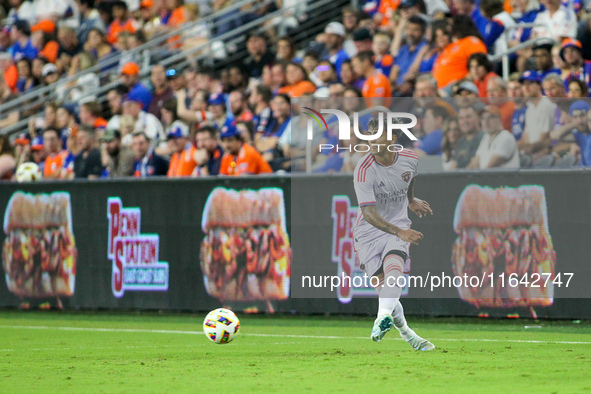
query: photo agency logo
[{"left": 302, "top": 108, "right": 418, "bottom": 153}]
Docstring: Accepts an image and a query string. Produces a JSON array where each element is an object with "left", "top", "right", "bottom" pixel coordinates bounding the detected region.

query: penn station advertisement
[{"left": 0, "top": 172, "right": 590, "bottom": 319}]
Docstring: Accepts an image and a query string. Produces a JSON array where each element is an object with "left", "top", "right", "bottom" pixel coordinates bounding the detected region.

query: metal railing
[{"left": 489, "top": 23, "right": 552, "bottom": 80}]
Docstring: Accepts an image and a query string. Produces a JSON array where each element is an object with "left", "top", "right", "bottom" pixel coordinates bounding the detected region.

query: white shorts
[{"left": 355, "top": 234, "right": 410, "bottom": 278}]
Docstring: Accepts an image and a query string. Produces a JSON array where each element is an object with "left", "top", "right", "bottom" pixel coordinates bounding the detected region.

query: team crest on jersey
[{"left": 401, "top": 171, "right": 411, "bottom": 183}]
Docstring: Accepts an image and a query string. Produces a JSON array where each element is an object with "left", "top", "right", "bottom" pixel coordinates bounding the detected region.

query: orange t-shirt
[
  {"left": 4, "top": 65, "right": 17, "bottom": 92},
  {"left": 168, "top": 6, "right": 187, "bottom": 27},
  {"left": 168, "top": 143, "right": 198, "bottom": 177},
  {"left": 40, "top": 41, "right": 59, "bottom": 63},
  {"left": 107, "top": 19, "right": 138, "bottom": 44},
  {"left": 362, "top": 72, "right": 392, "bottom": 98},
  {"left": 378, "top": 0, "right": 400, "bottom": 26},
  {"left": 500, "top": 101, "right": 516, "bottom": 131},
  {"left": 277, "top": 81, "right": 317, "bottom": 97},
  {"left": 220, "top": 143, "right": 272, "bottom": 176},
  {"left": 43, "top": 150, "right": 72, "bottom": 178},
  {"left": 475, "top": 72, "right": 498, "bottom": 98},
  {"left": 432, "top": 36, "right": 487, "bottom": 89}
]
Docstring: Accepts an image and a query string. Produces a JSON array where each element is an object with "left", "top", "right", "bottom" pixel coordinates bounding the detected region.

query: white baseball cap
[{"left": 324, "top": 22, "right": 346, "bottom": 38}]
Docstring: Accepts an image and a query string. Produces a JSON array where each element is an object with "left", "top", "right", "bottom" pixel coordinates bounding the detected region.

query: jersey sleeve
[{"left": 353, "top": 156, "right": 376, "bottom": 207}]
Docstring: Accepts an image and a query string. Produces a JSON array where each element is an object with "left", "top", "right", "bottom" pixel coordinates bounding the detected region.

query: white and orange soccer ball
[{"left": 203, "top": 308, "right": 240, "bottom": 344}]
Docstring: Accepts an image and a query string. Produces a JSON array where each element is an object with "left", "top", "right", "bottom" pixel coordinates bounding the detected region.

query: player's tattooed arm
[
  {"left": 407, "top": 178, "right": 433, "bottom": 218},
  {"left": 361, "top": 205, "right": 424, "bottom": 245}
]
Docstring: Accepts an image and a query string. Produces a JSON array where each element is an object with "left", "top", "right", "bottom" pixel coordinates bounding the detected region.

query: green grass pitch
[{"left": 0, "top": 311, "right": 590, "bottom": 393}]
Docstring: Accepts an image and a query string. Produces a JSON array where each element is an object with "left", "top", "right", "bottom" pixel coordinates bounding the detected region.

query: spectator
[
  {"left": 269, "top": 62, "right": 287, "bottom": 93},
  {"left": 43, "top": 127, "right": 74, "bottom": 179},
  {"left": 31, "top": 136, "right": 46, "bottom": 166},
  {"left": 567, "top": 78, "right": 588, "bottom": 98},
  {"left": 107, "top": 1, "right": 138, "bottom": 45},
  {"left": 229, "top": 90, "right": 253, "bottom": 123},
  {"left": 13, "top": 132, "right": 31, "bottom": 168},
  {"left": 79, "top": 101, "right": 107, "bottom": 129},
  {"left": 507, "top": 73, "right": 527, "bottom": 140},
  {"left": 257, "top": 93, "right": 291, "bottom": 166},
  {"left": 0, "top": 52, "right": 18, "bottom": 92},
  {"left": 432, "top": 15, "right": 487, "bottom": 89},
  {"left": 132, "top": 131, "right": 169, "bottom": 177},
  {"left": 243, "top": 32, "right": 275, "bottom": 79},
  {"left": 106, "top": 85, "right": 128, "bottom": 130},
  {"left": 167, "top": 120, "right": 198, "bottom": 177},
  {"left": 312, "top": 61, "right": 338, "bottom": 96},
  {"left": 415, "top": 19, "right": 450, "bottom": 74},
  {"left": 278, "top": 63, "right": 317, "bottom": 97},
  {"left": 468, "top": 53, "right": 497, "bottom": 98},
  {"left": 0, "top": 77, "right": 19, "bottom": 129},
  {"left": 487, "top": 76, "right": 516, "bottom": 131},
  {"left": 511, "top": 0, "right": 542, "bottom": 45},
  {"left": 120, "top": 62, "right": 152, "bottom": 110},
  {"left": 532, "top": 0, "right": 576, "bottom": 41},
  {"left": 10, "top": 20, "right": 38, "bottom": 61},
  {"left": 15, "top": 58, "right": 36, "bottom": 93},
  {"left": 77, "top": 0, "right": 107, "bottom": 45},
  {"left": 276, "top": 37, "right": 297, "bottom": 63},
  {"left": 122, "top": 93, "right": 165, "bottom": 144},
  {"left": 41, "top": 62, "right": 59, "bottom": 86},
  {"left": 453, "top": 80, "right": 484, "bottom": 111},
  {"left": 391, "top": 16, "right": 427, "bottom": 92},
  {"left": 227, "top": 65, "right": 247, "bottom": 91},
  {"left": 323, "top": 22, "right": 349, "bottom": 77},
  {"left": 57, "top": 25, "right": 81, "bottom": 68},
  {"left": 353, "top": 50, "right": 391, "bottom": 98},
  {"left": 372, "top": 32, "right": 394, "bottom": 77},
  {"left": 532, "top": 40, "right": 561, "bottom": 81},
  {"left": 352, "top": 28, "right": 373, "bottom": 54},
  {"left": 100, "top": 128, "right": 135, "bottom": 177},
  {"left": 84, "top": 28, "right": 117, "bottom": 69},
  {"left": 73, "top": 124, "right": 103, "bottom": 179},
  {"left": 250, "top": 84, "right": 273, "bottom": 135},
  {"left": 413, "top": 73, "right": 456, "bottom": 116},
  {"left": 569, "top": 101, "right": 591, "bottom": 165},
  {"left": 195, "top": 125, "right": 224, "bottom": 175},
  {"left": 441, "top": 116, "right": 461, "bottom": 170},
  {"left": 450, "top": 106, "right": 484, "bottom": 169},
  {"left": 56, "top": 104, "right": 78, "bottom": 151},
  {"left": 302, "top": 51, "right": 320, "bottom": 81},
  {"left": 219, "top": 124, "right": 272, "bottom": 175},
  {"left": 479, "top": 0, "right": 515, "bottom": 56},
  {"left": 518, "top": 70, "right": 556, "bottom": 165},
  {"left": 148, "top": 64, "right": 174, "bottom": 120},
  {"left": 31, "top": 19, "right": 59, "bottom": 64},
  {"left": 467, "top": 105, "right": 520, "bottom": 169},
  {"left": 413, "top": 105, "right": 447, "bottom": 156},
  {"left": 559, "top": 38, "right": 591, "bottom": 90},
  {"left": 207, "top": 92, "right": 232, "bottom": 131},
  {"left": 339, "top": 59, "right": 365, "bottom": 90},
  {"left": 542, "top": 73, "right": 567, "bottom": 98}
]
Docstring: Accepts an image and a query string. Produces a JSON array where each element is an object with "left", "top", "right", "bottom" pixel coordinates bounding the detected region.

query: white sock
[
  {"left": 392, "top": 300, "right": 411, "bottom": 336},
  {"left": 377, "top": 254, "right": 404, "bottom": 319}
]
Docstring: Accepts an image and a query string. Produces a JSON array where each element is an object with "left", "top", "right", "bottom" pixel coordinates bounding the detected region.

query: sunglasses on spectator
[
  {"left": 572, "top": 110, "right": 588, "bottom": 117},
  {"left": 316, "top": 65, "right": 330, "bottom": 72}
]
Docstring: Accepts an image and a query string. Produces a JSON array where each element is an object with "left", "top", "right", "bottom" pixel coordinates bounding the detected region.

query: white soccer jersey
[{"left": 353, "top": 150, "right": 418, "bottom": 250}]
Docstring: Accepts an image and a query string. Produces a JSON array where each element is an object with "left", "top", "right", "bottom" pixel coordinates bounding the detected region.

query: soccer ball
[
  {"left": 15, "top": 162, "right": 42, "bottom": 182},
  {"left": 203, "top": 308, "right": 240, "bottom": 344}
]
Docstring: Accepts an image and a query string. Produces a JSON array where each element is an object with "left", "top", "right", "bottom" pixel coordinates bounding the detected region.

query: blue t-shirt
[
  {"left": 415, "top": 129, "right": 442, "bottom": 155},
  {"left": 394, "top": 41, "right": 427, "bottom": 85},
  {"left": 471, "top": 8, "right": 504, "bottom": 50},
  {"left": 10, "top": 39, "right": 38, "bottom": 61},
  {"left": 573, "top": 130, "right": 591, "bottom": 166},
  {"left": 326, "top": 48, "right": 350, "bottom": 78},
  {"left": 419, "top": 52, "right": 438, "bottom": 73},
  {"left": 516, "top": 8, "right": 541, "bottom": 42},
  {"left": 511, "top": 106, "right": 527, "bottom": 141}
]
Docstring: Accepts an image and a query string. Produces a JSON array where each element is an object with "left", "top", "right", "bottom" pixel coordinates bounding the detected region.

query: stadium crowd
[{"left": 1, "top": 0, "right": 591, "bottom": 179}]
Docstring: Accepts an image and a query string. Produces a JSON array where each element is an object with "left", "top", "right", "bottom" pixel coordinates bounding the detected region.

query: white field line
[{"left": 0, "top": 324, "right": 590, "bottom": 345}]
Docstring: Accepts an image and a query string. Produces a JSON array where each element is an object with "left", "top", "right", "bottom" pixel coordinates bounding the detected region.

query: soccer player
[{"left": 353, "top": 115, "right": 435, "bottom": 350}]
